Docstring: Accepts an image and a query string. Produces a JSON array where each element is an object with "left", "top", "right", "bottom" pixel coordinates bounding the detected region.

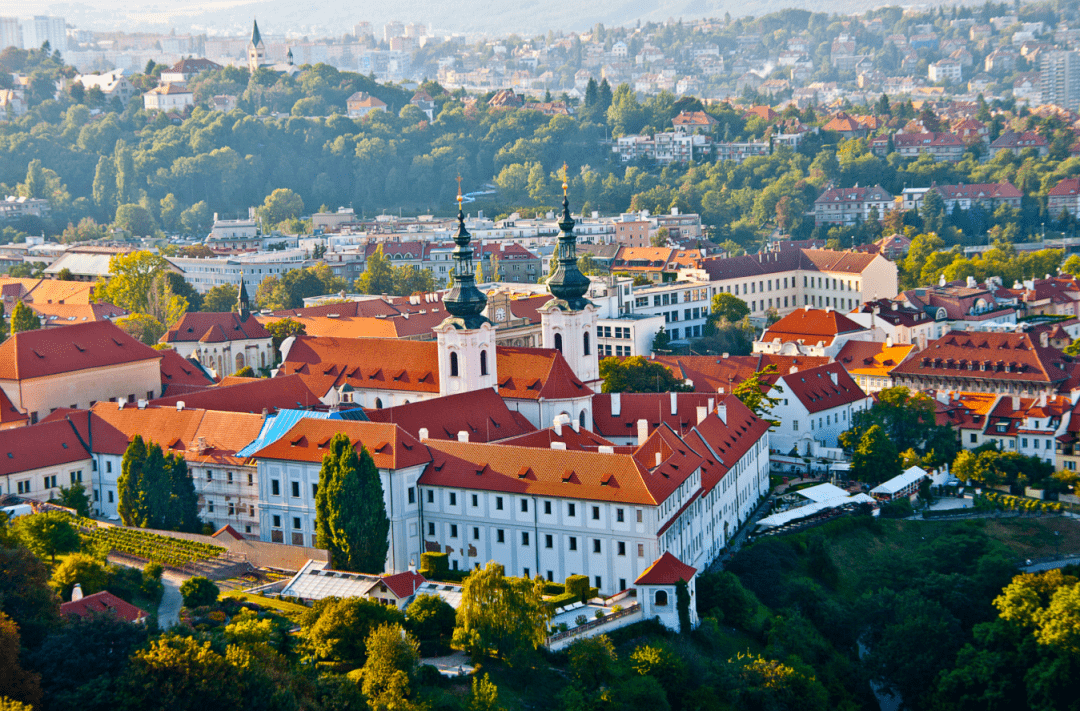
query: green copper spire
[
  {"left": 441, "top": 179, "right": 489, "bottom": 329},
  {"left": 546, "top": 168, "right": 591, "bottom": 311},
  {"left": 251, "top": 19, "right": 263, "bottom": 47}
]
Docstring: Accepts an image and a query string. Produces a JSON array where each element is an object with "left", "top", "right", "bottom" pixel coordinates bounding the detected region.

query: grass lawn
[
  {"left": 222, "top": 590, "right": 310, "bottom": 615},
  {"left": 981, "top": 517, "right": 1080, "bottom": 559}
]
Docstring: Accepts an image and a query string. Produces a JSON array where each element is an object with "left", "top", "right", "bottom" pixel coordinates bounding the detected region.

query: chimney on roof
[
  {"left": 707, "top": 397, "right": 714, "bottom": 411},
  {"left": 1012, "top": 395, "right": 1020, "bottom": 411},
  {"left": 789, "top": 365, "right": 799, "bottom": 374},
  {"left": 551, "top": 441, "right": 567, "bottom": 450},
  {"left": 570, "top": 416, "right": 579, "bottom": 433},
  {"left": 1040, "top": 392, "right": 1048, "bottom": 407},
  {"left": 611, "top": 392, "right": 621, "bottom": 417},
  {"left": 457, "top": 431, "right": 469, "bottom": 442},
  {"left": 418, "top": 428, "right": 429, "bottom": 441},
  {"left": 599, "top": 445, "right": 614, "bottom": 454},
  {"left": 176, "top": 401, "right": 185, "bottom": 411},
  {"left": 655, "top": 451, "right": 662, "bottom": 467},
  {"left": 696, "top": 405, "right": 707, "bottom": 425},
  {"left": 1040, "top": 331, "right": 1049, "bottom": 348},
  {"left": 71, "top": 583, "right": 83, "bottom": 602},
  {"left": 137, "top": 399, "right": 147, "bottom": 409},
  {"left": 554, "top": 413, "right": 570, "bottom": 436},
  {"left": 717, "top": 402, "right": 727, "bottom": 424},
  {"left": 637, "top": 418, "right": 648, "bottom": 443},
  {"left": 670, "top": 392, "right": 678, "bottom": 415}
]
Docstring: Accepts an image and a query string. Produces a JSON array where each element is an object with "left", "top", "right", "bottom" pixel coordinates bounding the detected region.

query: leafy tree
[
  {"left": 652, "top": 325, "right": 671, "bottom": 352},
  {"left": 258, "top": 188, "right": 305, "bottom": 229},
  {"left": 201, "top": 284, "right": 240, "bottom": 312},
  {"left": 600, "top": 355, "right": 687, "bottom": 393},
  {"left": 353, "top": 245, "right": 394, "bottom": 295},
  {"left": 452, "top": 561, "right": 549, "bottom": 666},
  {"left": 710, "top": 292, "right": 750, "bottom": 324},
  {"left": 651, "top": 227, "right": 669, "bottom": 247},
  {"left": 113, "top": 204, "right": 156, "bottom": 237},
  {"left": 733, "top": 365, "right": 783, "bottom": 425},
  {"left": 265, "top": 318, "right": 306, "bottom": 361},
  {"left": 360, "top": 623, "right": 420, "bottom": 710},
  {"left": 850, "top": 424, "right": 901, "bottom": 485},
  {"left": 95, "top": 251, "right": 175, "bottom": 314},
  {"left": 9, "top": 301, "right": 39, "bottom": 334},
  {"left": 13, "top": 511, "right": 80, "bottom": 564},
  {"left": 180, "top": 201, "right": 212, "bottom": 235},
  {"left": 468, "top": 673, "right": 503, "bottom": 711},
  {"left": 234, "top": 365, "right": 255, "bottom": 377},
  {"left": 734, "top": 653, "right": 828, "bottom": 711},
  {"left": 0, "top": 545, "right": 59, "bottom": 647},
  {"left": 405, "top": 593, "right": 456, "bottom": 655},
  {"left": 119, "top": 636, "right": 243, "bottom": 711},
  {"left": 92, "top": 155, "right": 118, "bottom": 216},
  {"left": 115, "top": 313, "right": 166, "bottom": 346},
  {"left": 315, "top": 434, "right": 389, "bottom": 573},
  {"left": 118, "top": 435, "right": 149, "bottom": 527},
  {"left": 301, "top": 596, "right": 405, "bottom": 667},
  {"left": 50, "top": 554, "right": 109, "bottom": 600},
  {"left": 0, "top": 613, "right": 41, "bottom": 708},
  {"left": 257, "top": 264, "right": 345, "bottom": 310},
  {"left": 179, "top": 576, "right": 219, "bottom": 608},
  {"left": 568, "top": 635, "right": 617, "bottom": 689},
  {"left": 840, "top": 387, "right": 957, "bottom": 467}
]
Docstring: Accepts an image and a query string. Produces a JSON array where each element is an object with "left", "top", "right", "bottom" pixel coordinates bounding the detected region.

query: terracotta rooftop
[
  {"left": 252, "top": 419, "right": 430, "bottom": 470},
  {"left": 162, "top": 312, "right": 270, "bottom": 344},
  {"left": 151, "top": 374, "right": 323, "bottom": 414},
  {"left": 158, "top": 349, "right": 215, "bottom": 396},
  {"left": 634, "top": 551, "right": 697, "bottom": 585},
  {"left": 365, "top": 388, "right": 536, "bottom": 443},
  {"left": 761, "top": 307, "right": 867, "bottom": 346},
  {"left": 699, "top": 248, "right": 879, "bottom": 282},
  {"left": 0, "top": 418, "right": 91, "bottom": 476},
  {"left": 780, "top": 362, "right": 868, "bottom": 414},
  {"left": 0, "top": 321, "right": 161, "bottom": 381},
  {"left": 835, "top": 340, "right": 917, "bottom": 378},
  {"left": 890, "top": 331, "right": 1070, "bottom": 384},
  {"left": 61, "top": 591, "right": 147, "bottom": 623}
]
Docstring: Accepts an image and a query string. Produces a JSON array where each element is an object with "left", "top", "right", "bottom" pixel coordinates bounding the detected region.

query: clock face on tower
[{"left": 495, "top": 307, "right": 506, "bottom": 322}]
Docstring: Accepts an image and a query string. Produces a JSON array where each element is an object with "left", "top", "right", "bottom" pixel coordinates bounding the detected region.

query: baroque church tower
[
  {"left": 434, "top": 182, "right": 498, "bottom": 397},
  {"left": 247, "top": 19, "right": 266, "bottom": 73},
  {"left": 539, "top": 173, "right": 600, "bottom": 386}
]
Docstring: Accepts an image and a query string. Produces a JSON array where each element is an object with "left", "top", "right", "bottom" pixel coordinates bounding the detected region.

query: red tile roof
[
  {"left": 634, "top": 552, "right": 697, "bottom": 585},
  {"left": 893, "top": 131, "right": 964, "bottom": 148},
  {"left": 592, "top": 392, "right": 720, "bottom": 439},
  {"left": 158, "top": 349, "right": 215, "bottom": 396},
  {"left": 931, "top": 182, "right": 1021, "bottom": 200},
  {"left": 1050, "top": 177, "right": 1080, "bottom": 197},
  {"left": 683, "top": 396, "right": 770, "bottom": 495},
  {"left": 761, "top": 308, "right": 866, "bottom": 346},
  {"left": 889, "top": 331, "right": 1070, "bottom": 385},
  {"left": 647, "top": 353, "right": 828, "bottom": 395},
  {"left": 780, "top": 362, "right": 868, "bottom": 414},
  {"left": 380, "top": 570, "right": 426, "bottom": 598},
  {"left": 496, "top": 424, "right": 615, "bottom": 451},
  {"left": 0, "top": 418, "right": 92, "bottom": 476},
  {"left": 151, "top": 374, "right": 322, "bottom": 414},
  {"left": 496, "top": 347, "right": 593, "bottom": 401},
  {"left": 278, "top": 336, "right": 442, "bottom": 396},
  {"left": 366, "top": 388, "right": 536, "bottom": 443},
  {"left": 0, "top": 388, "right": 27, "bottom": 426},
  {"left": 251, "top": 419, "right": 430, "bottom": 470},
  {"left": 212, "top": 524, "right": 245, "bottom": 540},
  {"left": 0, "top": 321, "right": 161, "bottom": 381},
  {"left": 61, "top": 591, "right": 147, "bottom": 623},
  {"left": 699, "top": 248, "right": 879, "bottom": 282}
]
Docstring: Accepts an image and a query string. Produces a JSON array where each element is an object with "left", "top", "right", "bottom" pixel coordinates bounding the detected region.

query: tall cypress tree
[
  {"left": 315, "top": 434, "right": 389, "bottom": 573},
  {"left": 118, "top": 435, "right": 148, "bottom": 526},
  {"left": 165, "top": 454, "right": 200, "bottom": 533},
  {"left": 141, "top": 442, "right": 170, "bottom": 530}
]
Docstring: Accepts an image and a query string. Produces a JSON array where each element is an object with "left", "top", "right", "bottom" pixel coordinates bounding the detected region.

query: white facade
[
  {"left": 434, "top": 321, "right": 499, "bottom": 397},
  {"left": 540, "top": 303, "right": 600, "bottom": 385},
  {"left": 169, "top": 250, "right": 308, "bottom": 293},
  {"left": 770, "top": 370, "right": 873, "bottom": 454}
]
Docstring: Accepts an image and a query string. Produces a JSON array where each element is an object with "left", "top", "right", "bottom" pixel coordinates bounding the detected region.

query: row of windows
[
  {"left": 418, "top": 490, "right": 644, "bottom": 522},
  {"left": 600, "top": 344, "right": 633, "bottom": 357},
  {"left": 724, "top": 276, "right": 862, "bottom": 296},
  {"left": 204, "top": 470, "right": 254, "bottom": 485},
  {"left": 598, "top": 326, "right": 631, "bottom": 339},
  {"left": 425, "top": 520, "right": 647, "bottom": 557}
]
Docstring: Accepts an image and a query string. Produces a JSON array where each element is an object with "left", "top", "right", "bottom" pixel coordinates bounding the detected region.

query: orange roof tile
[
  {"left": 0, "top": 418, "right": 91, "bottom": 475},
  {"left": 836, "top": 341, "right": 916, "bottom": 377},
  {"left": 0, "top": 321, "right": 161, "bottom": 381},
  {"left": 252, "top": 419, "right": 430, "bottom": 470},
  {"left": 635, "top": 552, "right": 697, "bottom": 585},
  {"left": 365, "top": 388, "right": 536, "bottom": 443},
  {"left": 61, "top": 591, "right": 147, "bottom": 623},
  {"left": 0, "top": 388, "right": 27, "bottom": 426},
  {"left": 761, "top": 308, "right": 867, "bottom": 346},
  {"left": 151, "top": 374, "right": 321, "bottom": 414}
]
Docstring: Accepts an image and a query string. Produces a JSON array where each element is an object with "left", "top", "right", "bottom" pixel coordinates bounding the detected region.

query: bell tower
[
  {"left": 434, "top": 179, "right": 498, "bottom": 397},
  {"left": 539, "top": 168, "right": 600, "bottom": 385},
  {"left": 248, "top": 19, "right": 266, "bottom": 73}
]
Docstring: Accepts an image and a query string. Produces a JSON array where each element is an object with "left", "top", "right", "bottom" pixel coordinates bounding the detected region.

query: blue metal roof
[{"left": 237, "top": 409, "right": 333, "bottom": 457}]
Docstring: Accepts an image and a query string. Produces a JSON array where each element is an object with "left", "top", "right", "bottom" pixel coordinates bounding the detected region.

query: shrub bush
[
  {"left": 565, "top": 575, "right": 589, "bottom": 601},
  {"left": 419, "top": 552, "right": 449, "bottom": 577}
]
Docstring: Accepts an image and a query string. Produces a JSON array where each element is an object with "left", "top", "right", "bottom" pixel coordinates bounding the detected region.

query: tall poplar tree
[
  {"left": 118, "top": 435, "right": 149, "bottom": 526},
  {"left": 315, "top": 434, "right": 389, "bottom": 573},
  {"left": 92, "top": 154, "right": 117, "bottom": 217},
  {"left": 165, "top": 454, "right": 200, "bottom": 533}
]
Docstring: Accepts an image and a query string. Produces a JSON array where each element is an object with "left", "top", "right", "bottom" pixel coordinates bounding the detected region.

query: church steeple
[
  {"left": 250, "top": 19, "right": 263, "bottom": 48},
  {"left": 441, "top": 178, "right": 489, "bottom": 330},
  {"left": 546, "top": 166, "right": 591, "bottom": 311},
  {"left": 237, "top": 277, "right": 250, "bottom": 321}
]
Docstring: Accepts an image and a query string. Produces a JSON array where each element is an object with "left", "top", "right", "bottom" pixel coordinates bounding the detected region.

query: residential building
[
  {"left": 890, "top": 331, "right": 1069, "bottom": 397},
  {"left": 770, "top": 362, "right": 872, "bottom": 454},
  {"left": 848, "top": 299, "right": 941, "bottom": 346},
  {"left": 929, "top": 58, "right": 963, "bottom": 82},
  {"left": 168, "top": 250, "right": 307, "bottom": 293},
  {"left": 159, "top": 58, "right": 223, "bottom": 83},
  {"left": 73, "top": 70, "right": 134, "bottom": 104},
  {"left": 1040, "top": 50, "right": 1080, "bottom": 110},
  {"left": 893, "top": 132, "right": 965, "bottom": 161},
  {"left": 0, "top": 321, "right": 162, "bottom": 425},
  {"left": 0, "top": 419, "right": 92, "bottom": 501},
  {"left": 989, "top": 130, "right": 1050, "bottom": 157},
  {"left": 1048, "top": 177, "right": 1080, "bottom": 217},
  {"left": 753, "top": 307, "right": 880, "bottom": 358},
  {"left": 688, "top": 249, "right": 899, "bottom": 322},
  {"left": 346, "top": 91, "right": 388, "bottom": 118},
  {"left": 813, "top": 185, "right": 894, "bottom": 226},
  {"left": 142, "top": 83, "right": 194, "bottom": 112},
  {"left": 835, "top": 339, "right": 917, "bottom": 394},
  {"left": 61, "top": 590, "right": 148, "bottom": 624}
]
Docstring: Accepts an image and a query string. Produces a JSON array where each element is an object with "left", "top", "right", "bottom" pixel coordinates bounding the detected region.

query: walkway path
[
  {"left": 158, "top": 571, "right": 184, "bottom": 628},
  {"left": 710, "top": 496, "right": 774, "bottom": 571}
]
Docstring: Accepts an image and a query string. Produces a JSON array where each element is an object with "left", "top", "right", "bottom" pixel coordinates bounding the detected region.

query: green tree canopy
[
  {"left": 600, "top": 355, "right": 687, "bottom": 393},
  {"left": 13, "top": 512, "right": 80, "bottom": 564},
  {"left": 315, "top": 435, "right": 389, "bottom": 573},
  {"left": 452, "top": 561, "right": 549, "bottom": 666},
  {"left": 9, "top": 301, "right": 39, "bottom": 334}
]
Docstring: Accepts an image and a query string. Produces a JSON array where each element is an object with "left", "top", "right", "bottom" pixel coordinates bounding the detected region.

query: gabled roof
[
  {"left": 0, "top": 321, "right": 161, "bottom": 381},
  {"left": 151, "top": 374, "right": 322, "bottom": 414},
  {"left": 0, "top": 418, "right": 92, "bottom": 475},
  {"left": 497, "top": 347, "right": 593, "bottom": 401},
  {"left": 158, "top": 348, "right": 215, "bottom": 396},
  {"left": 379, "top": 570, "right": 426, "bottom": 598},
  {"left": 814, "top": 185, "right": 893, "bottom": 204},
  {"left": 761, "top": 307, "right": 867, "bottom": 346},
  {"left": 496, "top": 424, "right": 615, "bottom": 451},
  {"left": 698, "top": 248, "right": 879, "bottom": 281},
  {"left": 889, "top": 330, "right": 1070, "bottom": 384},
  {"left": 163, "top": 312, "right": 270, "bottom": 344},
  {"left": 1049, "top": 177, "right": 1080, "bottom": 197},
  {"left": 252, "top": 419, "right": 430, "bottom": 470},
  {"left": 835, "top": 340, "right": 917, "bottom": 377},
  {"left": 779, "top": 362, "right": 868, "bottom": 414},
  {"left": 990, "top": 130, "right": 1048, "bottom": 148},
  {"left": 61, "top": 591, "right": 147, "bottom": 623},
  {"left": 591, "top": 392, "right": 721, "bottom": 439},
  {"left": 365, "top": 388, "right": 536, "bottom": 443},
  {"left": 646, "top": 353, "right": 828, "bottom": 395},
  {"left": 931, "top": 182, "right": 1021, "bottom": 200},
  {"left": 634, "top": 552, "right": 696, "bottom": 585},
  {"left": 278, "top": 336, "right": 441, "bottom": 396},
  {"left": 893, "top": 131, "right": 964, "bottom": 147},
  {"left": 0, "top": 388, "right": 27, "bottom": 426}
]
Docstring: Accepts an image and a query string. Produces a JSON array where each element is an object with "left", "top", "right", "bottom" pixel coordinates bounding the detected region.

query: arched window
[
  {"left": 260, "top": 352, "right": 266, "bottom": 368},
  {"left": 480, "top": 350, "right": 488, "bottom": 376},
  {"left": 554, "top": 333, "right": 563, "bottom": 353},
  {"left": 374, "top": 398, "right": 383, "bottom": 409},
  {"left": 579, "top": 410, "right": 586, "bottom": 429},
  {"left": 235, "top": 353, "right": 245, "bottom": 371},
  {"left": 450, "top": 351, "right": 459, "bottom": 377},
  {"left": 655, "top": 590, "right": 669, "bottom": 606},
  {"left": 583, "top": 331, "right": 590, "bottom": 356}
]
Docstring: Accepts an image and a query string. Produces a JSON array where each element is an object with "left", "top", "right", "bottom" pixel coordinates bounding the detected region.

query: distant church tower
[
  {"left": 247, "top": 19, "right": 266, "bottom": 73},
  {"left": 236, "top": 277, "right": 250, "bottom": 322},
  {"left": 434, "top": 181, "right": 498, "bottom": 397},
  {"left": 539, "top": 172, "right": 600, "bottom": 386}
]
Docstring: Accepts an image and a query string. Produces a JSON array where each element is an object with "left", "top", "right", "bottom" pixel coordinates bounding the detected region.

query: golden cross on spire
[
  {"left": 456, "top": 175, "right": 463, "bottom": 204},
  {"left": 561, "top": 162, "right": 569, "bottom": 195}
]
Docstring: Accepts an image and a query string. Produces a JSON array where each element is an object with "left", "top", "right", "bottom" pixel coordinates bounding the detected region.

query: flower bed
[
  {"left": 83, "top": 525, "right": 225, "bottom": 567},
  {"left": 975, "top": 492, "right": 1064, "bottom": 514}
]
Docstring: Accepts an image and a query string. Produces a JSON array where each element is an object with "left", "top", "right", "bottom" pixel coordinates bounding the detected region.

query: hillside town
[{"left": 3, "top": 3, "right": 1080, "bottom": 711}]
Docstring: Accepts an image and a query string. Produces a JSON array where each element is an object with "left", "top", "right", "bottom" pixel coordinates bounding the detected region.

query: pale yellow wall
[{"left": 0, "top": 358, "right": 162, "bottom": 423}]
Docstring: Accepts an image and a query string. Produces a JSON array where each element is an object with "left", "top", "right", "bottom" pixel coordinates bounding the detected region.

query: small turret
[
  {"left": 237, "top": 277, "right": 250, "bottom": 321},
  {"left": 440, "top": 178, "right": 489, "bottom": 330},
  {"left": 545, "top": 166, "right": 591, "bottom": 311}
]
